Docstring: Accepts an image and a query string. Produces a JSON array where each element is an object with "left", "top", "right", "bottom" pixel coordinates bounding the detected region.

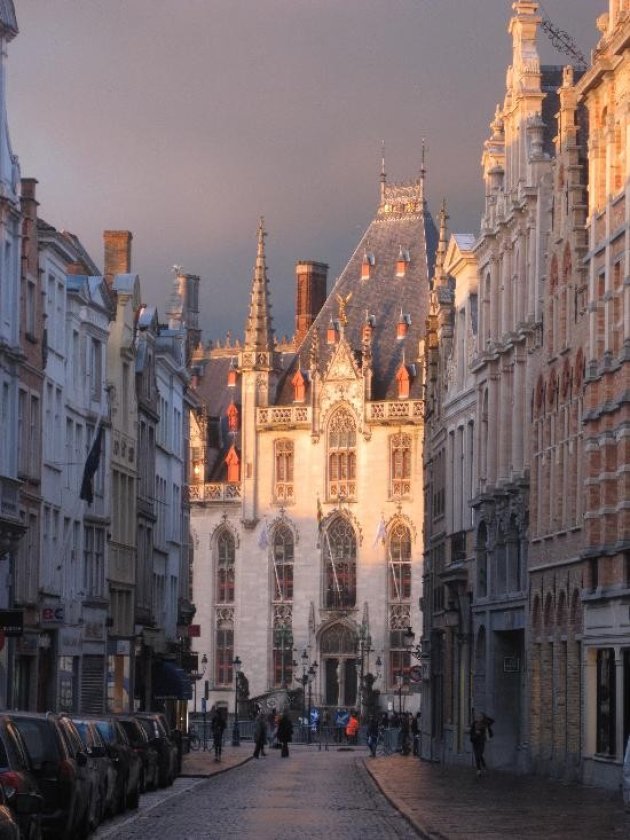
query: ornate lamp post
[
  {"left": 296, "top": 649, "right": 318, "bottom": 742},
  {"left": 232, "top": 656, "right": 242, "bottom": 746}
]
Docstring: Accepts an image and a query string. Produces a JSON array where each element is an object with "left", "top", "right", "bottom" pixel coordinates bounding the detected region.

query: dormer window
[
  {"left": 396, "top": 248, "right": 410, "bottom": 277},
  {"left": 291, "top": 369, "right": 307, "bottom": 402},
  {"left": 397, "top": 312, "right": 411, "bottom": 340},
  {"left": 361, "top": 252, "right": 375, "bottom": 280},
  {"left": 327, "top": 318, "right": 339, "bottom": 345},
  {"left": 362, "top": 313, "right": 375, "bottom": 344},
  {"left": 226, "top": 401, "right": 239, "bottom": 433},
  {"left": 225, "top": 445, "right": 240, "bottom": 482},
  {"left": 227, "top": 362, "right": 238, "bottom": 388},
  {"left": 396, "top": 363, "right": 411, "bottom": 399}
]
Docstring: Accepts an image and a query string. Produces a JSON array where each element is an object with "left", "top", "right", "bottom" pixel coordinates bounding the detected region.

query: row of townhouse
[
  {"left": 421, "top": 0, "right": 630, "bottom": 791},
  {"left": 0, "top": 3, "right": 197, "bottom": 719}
]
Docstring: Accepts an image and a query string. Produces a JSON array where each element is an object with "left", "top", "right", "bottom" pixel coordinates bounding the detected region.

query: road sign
[
  {"left": 0, "top": 609, "right": 23, "bottom": 636},
  {"left": 409, "top": 665, "right": 422, "bottom": 684}
]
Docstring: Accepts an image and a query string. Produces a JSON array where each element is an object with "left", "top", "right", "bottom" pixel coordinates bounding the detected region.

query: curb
[
  {"left": 181, "top": 753, "right": 254, "bottom": 779},
  {"left": 363, "top": 757, "right": 447, "bottom": 840}
]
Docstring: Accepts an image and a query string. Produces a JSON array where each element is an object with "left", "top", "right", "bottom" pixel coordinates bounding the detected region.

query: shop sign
[
  {"left": 41, "top": 604, "right": 65, "bottom": 626},
  {"left": 59, "top": 627, "right": 82, "bottom": 655},
  {"left": 0, "top": 609, "right": 23, "bottom": 636}
]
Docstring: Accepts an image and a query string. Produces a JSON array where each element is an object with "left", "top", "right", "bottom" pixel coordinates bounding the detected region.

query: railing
[
  {"left": 188, "top": 482, "right": 242, "bottom": 503},
  {"left": 366, "top": 401, "right": 424, "bottom": 422},
  {"left": 257, "top": 406, "right": 311, "bottom": 428}
]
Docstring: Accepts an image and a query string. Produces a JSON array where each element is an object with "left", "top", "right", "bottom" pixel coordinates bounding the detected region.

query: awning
[{"left": 153, "top": 660, "right": 192, "bottom": 701}]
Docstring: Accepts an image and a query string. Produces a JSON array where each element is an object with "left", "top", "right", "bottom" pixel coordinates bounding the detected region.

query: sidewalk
[
  {"left": 181, "top": 743, "right": 253, "bottom": 778},
  {"left": 365, "top": 754, "right": 630, "bottom": 839}
]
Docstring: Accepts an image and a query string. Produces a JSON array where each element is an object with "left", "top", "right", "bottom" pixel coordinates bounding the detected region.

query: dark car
[
  {"left": 134, "top": 714, "right": 177, "bottom": 787},
  {"left": 0, "top": 714, "right": 43, "bottom": 840},
  {"left": 0, "top": 781, "right": 42, "bottom": 840},
  {"left": 116, "top": 717, "right": 158, "bottom": 793},
  {"left": 72, "top": 718, "right": 117, "bottom": 826},
  {"left": 89, "top": 717, "right": 141, "bottom": 814},
  {"left": 10, "top": 712, "right": 91, "bottom": 840}
]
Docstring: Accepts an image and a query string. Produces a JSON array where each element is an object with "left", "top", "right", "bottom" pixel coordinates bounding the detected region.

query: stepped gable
[{"left": 277, "top": 181, "right": 437, "bottom": 403}]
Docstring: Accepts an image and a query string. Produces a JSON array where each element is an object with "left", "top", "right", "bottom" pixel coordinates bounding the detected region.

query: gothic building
[{"left": 189, "top": 172, "right": 437, "bottom": 716}]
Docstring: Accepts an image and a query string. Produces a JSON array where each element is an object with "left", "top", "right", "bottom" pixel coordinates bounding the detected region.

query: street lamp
[
  {"left": 356, "top": 626, "right": 374, "bottom": 721},
  {"left": 397, "top": 626, "right": 416, "bottom": 716},
  {"left": 232, "top": 656, "right": 242, "bottom": 746},
  {"left": 296, "top": 650, "right": 318, "bottom": 743},
  {"left": 192, "top": 653, "right": 208, "bottom": 714}
]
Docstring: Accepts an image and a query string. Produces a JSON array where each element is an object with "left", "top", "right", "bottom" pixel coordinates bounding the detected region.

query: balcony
[
  {"left": 366, "top": 400, "right": 424, "bottom": 423},
  {"left": 257, "top": 406, "right": 310, "bottom": 429},
  {"left": 188, "top": 482, "right": 242, "bottom": 503}
]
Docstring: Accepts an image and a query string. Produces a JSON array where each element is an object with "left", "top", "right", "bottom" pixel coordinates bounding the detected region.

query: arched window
[
  {"left": 388, "top": 521, "right": 411, "bottom": 600},
  {"left": 327, "top": 407, "right": 357, "bottom": 501},
  {"left": 272, "top": 608, "right": 293, "bottom": 689},
  {"left": 391, "top": 433, "right": 412, "bottom": 498},
  {"left": 215, "top": 614, "right": 234, "bottom": 686},
  {"left": 274, "top": 439, "right": 294, "bottom": 503},
  {"left": 322, "top": 516, "right": 356, "bottom": 608},
  {"left": 216, "top": 530, "right": 235, "bottom": 603},
  {"left": 272, "top": 525, "right": 294, "bottom": 602}
]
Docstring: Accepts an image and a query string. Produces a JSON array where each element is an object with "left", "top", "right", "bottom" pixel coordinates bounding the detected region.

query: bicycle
[{"left": 188, "top": 728, "right": 201, "bottom": 751}]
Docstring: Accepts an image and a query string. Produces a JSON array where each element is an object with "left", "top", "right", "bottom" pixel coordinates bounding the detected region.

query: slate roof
[{"left": 276, "top": 191, "right": 437, "bottom": 403}]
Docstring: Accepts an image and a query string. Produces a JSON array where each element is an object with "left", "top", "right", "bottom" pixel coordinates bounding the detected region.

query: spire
[
  {"left": 244, "top": 217, "right": 275, "bottom": 352},
  {"left": 419, "top": 138, "right": 427, "bottom": 205},
  {"left": 434, "top": 199, "right": 449, "bottom": 288},
  {"left": 380, "top": 140, "right": 387, "bottom": 205}
]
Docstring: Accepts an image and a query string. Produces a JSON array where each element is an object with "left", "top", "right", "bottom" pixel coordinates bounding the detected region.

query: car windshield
[
  {"left": 12, "top": 719, "right": 59, "bottom": 765},
  {"left": 94, "top": 722, "right": 116, "bottom": 744},
  {"left": 120, "top": 722, "right": 140, "bottom": 745}
]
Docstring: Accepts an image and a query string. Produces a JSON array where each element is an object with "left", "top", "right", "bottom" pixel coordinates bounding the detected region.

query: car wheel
[{"left": 128, "top": 781, "right": 140, "bottom": 810}]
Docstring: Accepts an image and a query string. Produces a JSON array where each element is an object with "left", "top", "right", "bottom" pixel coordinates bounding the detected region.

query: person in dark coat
[
  {"left": 470, "top": 712, "right": 494, "bottom": 776},
  {"left": 211, "top": 707, "right": 226, "bottom": 762},
  {"left": 366, "top": 716, "right": 379, "bottom": 758},
  {"left": 253, "top": 713, "right": 267, "bottom": 758},
  {"left": 277, "top": 712, "right": 293, "bottom": 758}
]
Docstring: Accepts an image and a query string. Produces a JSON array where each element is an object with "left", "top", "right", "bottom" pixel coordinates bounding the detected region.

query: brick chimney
[
  {"left": 103, "top": 230, "right": 132, "bottom": 288},
  {"left": 20, "top": 178, "right": 39, "bottom": 278},
  {"left": 295, "top": 260, "right": 328, "bottom": 345}
]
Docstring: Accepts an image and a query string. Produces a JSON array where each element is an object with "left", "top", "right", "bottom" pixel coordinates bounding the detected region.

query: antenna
[{"left": 539, "top": 4, "right": 587, "bottom": 69}]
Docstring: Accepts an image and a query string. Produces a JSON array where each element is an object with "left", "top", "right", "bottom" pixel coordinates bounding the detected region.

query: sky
[{"left": 9, "top": 0, "right": 600, "bottom": 341}]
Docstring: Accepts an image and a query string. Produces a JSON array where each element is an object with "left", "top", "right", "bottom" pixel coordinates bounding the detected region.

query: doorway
[{"left": 320, "top": 623, "right": 358, "bottom": 708}]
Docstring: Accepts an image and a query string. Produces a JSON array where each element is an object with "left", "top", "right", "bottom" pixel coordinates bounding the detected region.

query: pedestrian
[
  {"left": 400, "top": 712, "right": 411, "bottom": 755},
  {"left": 277, "top": 711, "right": 293, "bottom": 758},
  {"left": 345, "top": 710, "right": 360, "bottom": 745},
  {"left": 253, "top": 712, "right": 268, "bottom": 758},
  {"left": 366, "top": 715, "right": 379, "bottom": 758},
  {"left": 411, "top": 711, "right": 421, "bottom": 756},
  {"left": 211, "top": 707, "right": 226, "bottom": 762},
  {"left": 470, "top": 711, "right": 494, "bottom": 776},
  {"left": 267, "top": 709, "right": 278, "bottom": 749}
]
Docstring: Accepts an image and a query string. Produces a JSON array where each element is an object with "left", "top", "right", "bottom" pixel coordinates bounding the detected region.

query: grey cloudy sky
[{"left": 9, "top": 0, "right": 599, "bottom": 340}]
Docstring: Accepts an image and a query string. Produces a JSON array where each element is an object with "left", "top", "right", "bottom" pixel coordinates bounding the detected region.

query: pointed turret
[
  {"left": 244, "top": 217, "right": 274, "bottom": 354},
  {"left": 434, "top": 200, "right": 450, "bottom": 289}
]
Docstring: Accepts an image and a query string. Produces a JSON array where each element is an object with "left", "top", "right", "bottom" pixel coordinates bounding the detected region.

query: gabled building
[
  {"left": 190, "top": 170, "right": 436, "bottom": 718},
  {"left": 422, "top": 206, "right": 479, "bottom": 764}
]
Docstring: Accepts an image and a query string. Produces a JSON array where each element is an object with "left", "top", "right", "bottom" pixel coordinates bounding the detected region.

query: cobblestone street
[{"left": 96, "top": 746, "right": 419, "bottom": 840}]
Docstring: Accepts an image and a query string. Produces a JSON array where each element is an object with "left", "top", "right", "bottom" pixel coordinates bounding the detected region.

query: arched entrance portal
[{"left": 320, "top": 623, "right": 358, "bottom": 707}]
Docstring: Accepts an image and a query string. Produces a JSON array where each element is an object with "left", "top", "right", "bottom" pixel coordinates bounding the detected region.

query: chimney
[
  {"left": 103, "top": 230, "right": 132, "bottom": 288},
  {"left": 20, "top": 179, "right": 39, "bottom": 277},
  {"left": 295, "top": 261, "right": 328, "bottom": 345}
]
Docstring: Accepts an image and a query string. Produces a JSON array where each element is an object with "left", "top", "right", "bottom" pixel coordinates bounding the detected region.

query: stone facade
[{"left": 190, "top": 183, "right": 436, "bottom": 717}]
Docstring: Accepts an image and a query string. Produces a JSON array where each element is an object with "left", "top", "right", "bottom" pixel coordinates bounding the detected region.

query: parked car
[
  {"left": 0, "top": 781, "right": 42, "bottom": 840},
  {"left": 10, "top": 712, "right": 92, "bottom": 840},
  {"left": 134, "top": 714, "right": 177, "bottom": 787},
  {"left": 89, "top": 717, "right": 141, "bottom": 813},
  {"left": 72, "top": 718, "right": 117, "bottom": 826},
  {"left": 116, "top": 717, "right": 158, "bottom": 793},
  {"left": 0, "top": 714, "right": 44, "bottom": 840}
]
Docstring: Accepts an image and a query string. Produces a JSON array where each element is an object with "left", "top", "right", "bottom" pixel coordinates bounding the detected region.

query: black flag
[{"left": 80, "top": 424, "right": 104, "bottom": 505}]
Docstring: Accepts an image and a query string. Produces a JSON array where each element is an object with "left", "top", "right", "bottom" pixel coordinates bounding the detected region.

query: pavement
[{"left": 182, "top": 743, "right": 630, "bottom": 839}]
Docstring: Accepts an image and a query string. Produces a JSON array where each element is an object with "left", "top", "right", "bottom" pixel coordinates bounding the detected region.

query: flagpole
[{"left": 324, "top": 528, "right": 342, "bottom": 602}]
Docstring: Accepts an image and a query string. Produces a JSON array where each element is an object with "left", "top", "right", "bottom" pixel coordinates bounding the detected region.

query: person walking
[
  {"left": 211, "top": 707, "right": 226, "bottom": 762},
  {"left": 345, "top": 710, "right": 360, "bottom": 745},
  {"left": 470, "top": 712, "right": 494, "bottom": 776},
  {"left": 411, "top": 712, "right": 421, "bottom": 756},
  {"left": 277, "top": 712, "right": 293, "bottom": 758},
  {"left": 253, "top": 712, "right": 268, "bottom": 758},
  {"left": 366, "top": 716, "right": 379, "bottom": 758}
]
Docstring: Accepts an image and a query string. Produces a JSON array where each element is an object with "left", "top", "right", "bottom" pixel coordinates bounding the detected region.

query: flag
[
  {"left": 80, "top": 423, "right": 104, "bottom": 505},
  {"left": 373, "top": 517, "right": 387, "bottom": 548},
  {"left": 258, "top": 521, "right": 269, "bottom": 550},
  {"left": 317, "top": 497, "right": 323, "bottom": 531}
]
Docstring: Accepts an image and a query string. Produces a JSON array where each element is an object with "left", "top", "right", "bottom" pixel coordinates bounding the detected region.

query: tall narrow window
[
  {"left": 476, "top": 522, "right": 488, "bottom": 598},
  {"left": 216, "top": 530, "right": 235, "bottom": 603},
  {"left": 274, "top": 439, "right": 294, "bottom": 503},
  {"left": 596, "top": 648, "right": 616, "bottom": 756},
  {"left": 272, "top": 525, "right": 294, "bottom": 601},
  {"left": 215, "top": 620, "right": 234, "bottom": 687},
  {"left": 322, "top": 516, "right": 356, "bottom": 609},
  {"left": 389, "top": 627, "right": 411, "bottom": 691},
  {"left": 388, "top": 522, "right": 411, "bottom": 601},
  {"left": 327, "top": 407, "right": 356, "bottom": 501},
  {"left": 272, "top": 614, "right": 293, "bottom": 688},
  {"left": 391, "top": 433, "right": 412, "bottom": 498}
]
